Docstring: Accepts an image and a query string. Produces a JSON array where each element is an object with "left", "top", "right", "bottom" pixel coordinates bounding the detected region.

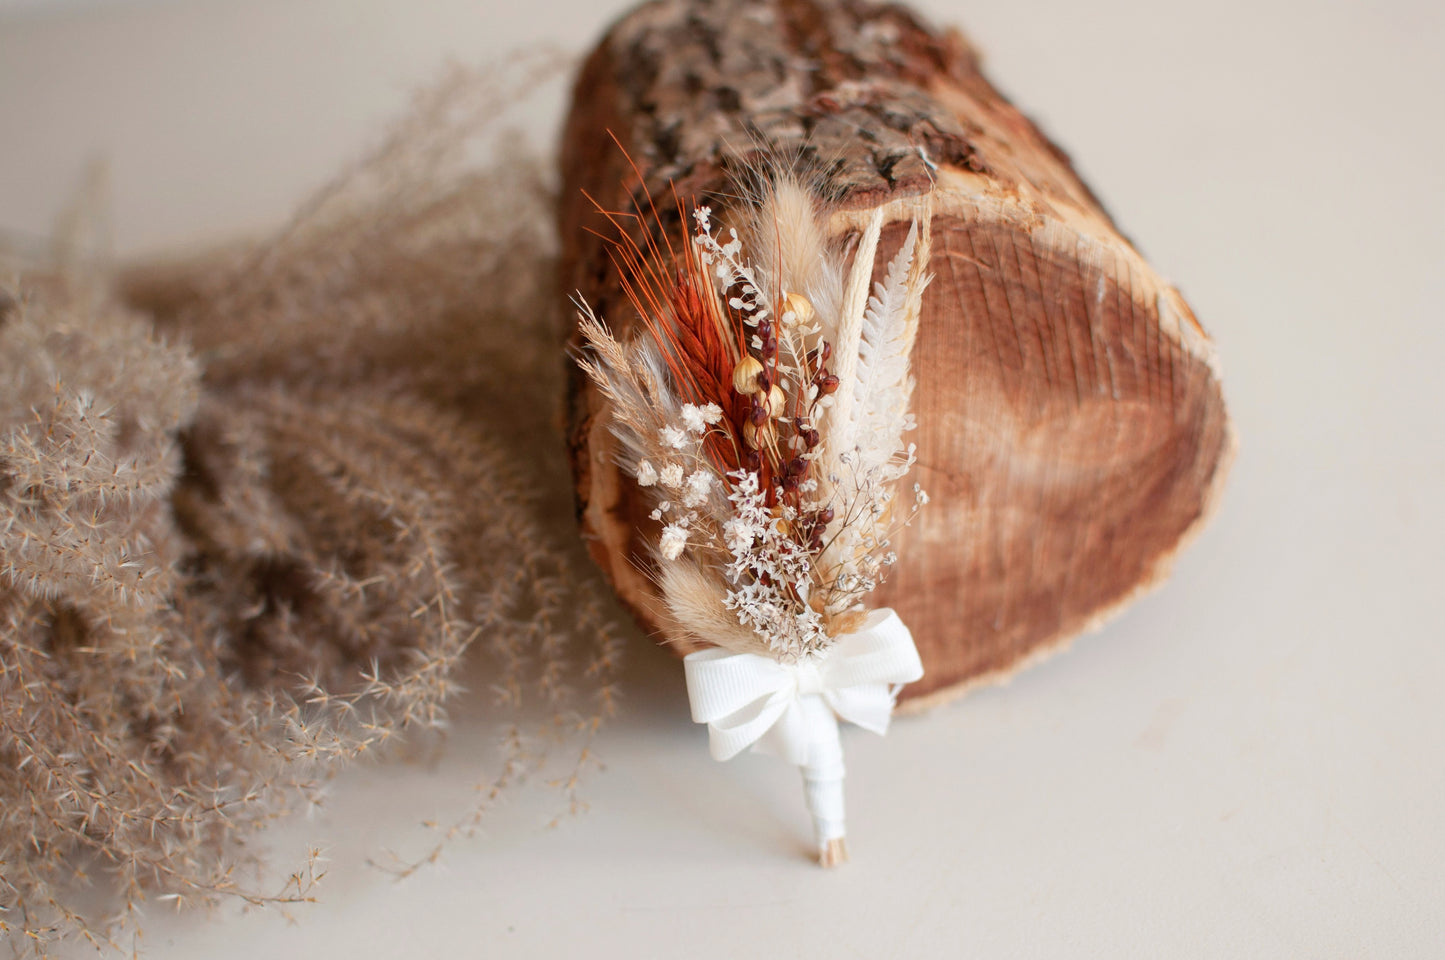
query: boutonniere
[{"left": 577, "top": 170, "right": 933, "bottom": 865}]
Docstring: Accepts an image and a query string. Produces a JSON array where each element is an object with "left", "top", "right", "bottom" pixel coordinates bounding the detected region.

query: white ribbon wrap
[{"left": 682, "top": 607, "right": 924, "bottom": 854}]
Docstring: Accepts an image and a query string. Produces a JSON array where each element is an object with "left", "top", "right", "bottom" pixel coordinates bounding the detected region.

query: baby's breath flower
[
  {"left": 680, "top": 405, "right": 704, "bottom": 433},
  {"left": 722, "top": 517, "right": 753, "bottom": 554},
  {"left": 636, "top": 460, "right": 658, "bottom": 486},
  {"left": 680, "top": 403, "right": 723, "bottom": 434},
  {"left": 659, "top": 522, "right": 689, "bottom": 560},
  {"left": 659, "top": 463, "right": 684, "bottom": 488},
  {"left": 662, "top": 425, "right": 689, "bottom": 449},
  {"left": 681, "top": 471, "right": 713, "bottom": 508},
  {"left": 717, "top": 470, "right": 828, "bottom": 659}
]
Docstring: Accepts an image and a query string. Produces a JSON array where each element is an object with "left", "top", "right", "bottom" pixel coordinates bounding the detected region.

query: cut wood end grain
[{"left": 560, "top": 0, "right": 1233, "bottom": 708}]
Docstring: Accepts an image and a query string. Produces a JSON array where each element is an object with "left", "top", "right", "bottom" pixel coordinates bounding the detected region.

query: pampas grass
[{"left": 1, "top": 52, "right": 623, "bottom": 956}]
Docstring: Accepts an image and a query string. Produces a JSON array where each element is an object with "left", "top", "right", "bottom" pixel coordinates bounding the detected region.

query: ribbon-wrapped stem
[
  {"left": 683, "top": 608, "right": 924, "bottom": 866},
  {"left": 796, "top": 693, "right": 848, "bottom": 864}
]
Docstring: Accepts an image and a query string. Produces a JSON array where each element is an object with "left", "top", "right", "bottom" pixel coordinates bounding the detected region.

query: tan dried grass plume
[{"left": 1, "top": 50, "right": 622, "bottom": 956}]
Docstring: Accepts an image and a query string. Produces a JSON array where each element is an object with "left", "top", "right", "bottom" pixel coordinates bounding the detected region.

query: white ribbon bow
[{"left": 682, "top": 607, "right": 924, "bottom": 861}]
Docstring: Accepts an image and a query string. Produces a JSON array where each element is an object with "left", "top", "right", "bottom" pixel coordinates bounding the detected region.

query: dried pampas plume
[{"left": 1, "top": 50, "right": 622, "bottom": 956}]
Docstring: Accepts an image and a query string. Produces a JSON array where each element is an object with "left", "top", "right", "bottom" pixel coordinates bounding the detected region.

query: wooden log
[{"left": 559, "top": 0, "right": 1233, "bottom": 708}]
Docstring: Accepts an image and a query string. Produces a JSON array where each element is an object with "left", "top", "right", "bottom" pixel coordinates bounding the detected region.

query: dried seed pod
[
  {"left": 743, "top": 419, "right": 773, "bottom": 450},
  {"left": 762, "top": 383, "right": 787, "bottom": 419},
  {"left": 783, "top": 291, "right": 815, "bottom": 325},
  {"left": 732, "top": 355, "right": 764, "bottom": 394}
]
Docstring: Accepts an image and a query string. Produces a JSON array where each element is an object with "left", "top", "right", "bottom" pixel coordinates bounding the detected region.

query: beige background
[{"left": 2, "top": 0, "right": 1443, "bottom": 957}]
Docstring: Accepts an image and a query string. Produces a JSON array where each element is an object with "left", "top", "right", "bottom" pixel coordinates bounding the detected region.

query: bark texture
[{"left": 559, "top": 0, "right": 1233, "bottom": 707}]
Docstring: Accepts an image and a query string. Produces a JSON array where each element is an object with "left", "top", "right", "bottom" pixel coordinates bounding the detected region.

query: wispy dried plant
[{"left": 2, "top": 50, "right": 622, "bottom": 956}]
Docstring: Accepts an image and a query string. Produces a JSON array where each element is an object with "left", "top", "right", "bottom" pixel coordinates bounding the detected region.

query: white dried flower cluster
[
  {"left": 720, "top": 471, "right": 827, "bottom": 660},
  {"left": 633, "top": 405, "right": 728, "bottom": 565},
  {"left": 816, "top": 443, "right": 921, "bottom": 615},
  {"left": 681, "top": 470, "right": 713, "bottom": 508},
  {"left": 659, "top": 522, "right": 689, "bottom": 560},
  {"left": 681, "top": 401, "right": 723, "bottom": 433}
]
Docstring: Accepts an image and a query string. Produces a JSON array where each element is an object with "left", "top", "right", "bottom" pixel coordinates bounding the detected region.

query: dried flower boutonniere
[{"left": 577, "top": 168, "right": 932, "bottom": 866}]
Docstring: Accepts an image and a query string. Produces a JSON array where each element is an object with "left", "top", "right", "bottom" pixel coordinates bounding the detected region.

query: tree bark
[{"left": 559, "top": 0, "right": 1233, "bottom": 708}]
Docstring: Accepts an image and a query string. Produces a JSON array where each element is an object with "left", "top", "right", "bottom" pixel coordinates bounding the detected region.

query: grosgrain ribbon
[{"left": 682, "top": 607, "right": 924, "bottom": 852}]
